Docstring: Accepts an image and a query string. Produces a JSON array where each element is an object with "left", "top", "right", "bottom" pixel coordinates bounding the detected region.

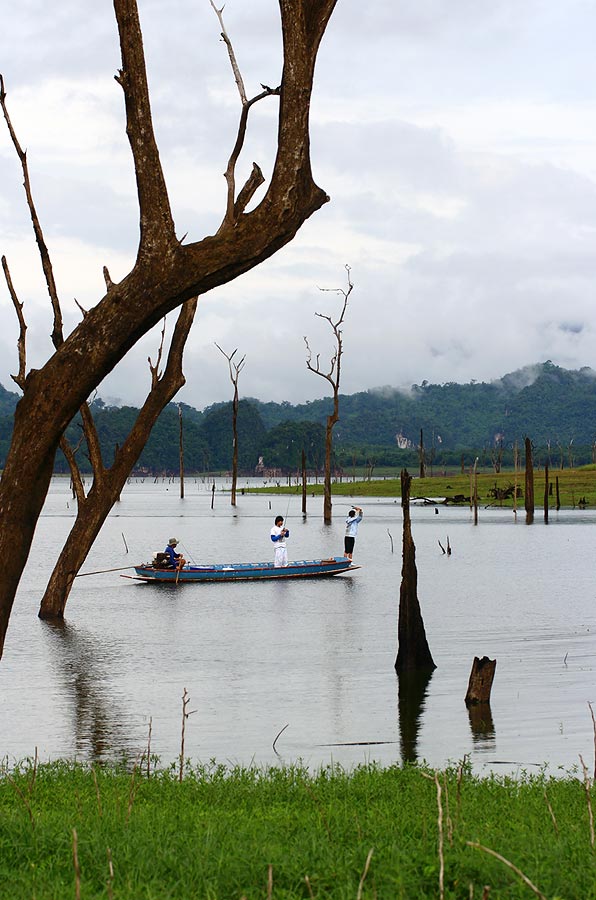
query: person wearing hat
[
  {"left": 164, "top": 537, "right": 186, "bottom": 569},
  {"left": 344, "top": 506, "right": 363, "bottom": 560}
]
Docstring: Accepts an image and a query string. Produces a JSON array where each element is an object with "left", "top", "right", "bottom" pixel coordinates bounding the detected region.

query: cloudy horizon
[{"left": 2, "top": 1, "right": 596, "bottom": 411}]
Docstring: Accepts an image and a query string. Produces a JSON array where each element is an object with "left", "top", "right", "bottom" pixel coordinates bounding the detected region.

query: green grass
[
  {"left": 250, "top": 465, "right": 596, "bottom": 509},
  {"left": 1, "top": 758, "right": 595, "bottom": 898}
]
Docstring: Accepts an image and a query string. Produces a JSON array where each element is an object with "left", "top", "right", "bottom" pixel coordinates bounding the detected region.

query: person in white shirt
[
  {"left": 270, "top": 515, "right": 290, "bottom": 567},
  {"left": 344, "top": 507, "right": 363, "bottom": 560}
]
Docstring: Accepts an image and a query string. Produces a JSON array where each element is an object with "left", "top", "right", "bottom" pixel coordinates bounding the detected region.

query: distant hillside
[
  {"left": 1, "top": 361, "right": 595, "bottom": 471},
  {"left": 250, "top": 360, "right": 596, "bottom": 450}
]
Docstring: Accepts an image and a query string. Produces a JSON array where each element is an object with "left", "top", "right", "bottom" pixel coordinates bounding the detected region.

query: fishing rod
[{"left": 75, "top": 565, "right": 137, "bottom": 577}]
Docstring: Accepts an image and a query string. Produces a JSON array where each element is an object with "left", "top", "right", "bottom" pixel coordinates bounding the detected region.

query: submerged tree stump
[
  {"left": 395, "top": 469, "right": 436, "bottom": 674},
  {"left": 465, "top": 656, "right": 496, "bottom": 706},
  {"left": 525, "top": 437, "right": 534, "bottom": 523}
]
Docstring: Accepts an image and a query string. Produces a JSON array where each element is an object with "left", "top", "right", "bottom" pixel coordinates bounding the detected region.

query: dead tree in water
[
  {"left": 179, "top": 404, "right": 185, "bottom": 500},
  {"left": 0, "top": 0, "right": 337, "bottom": 657},
  {"left": 395, "top": 469, "right": 436, "bottom": 674},
  {"left": 215, "top": 344, "right": 246, "bottom": 507},
  {"left": 304, "top": 265, "right": 353, "bottom": 524},
  {"left": 525, "top": 437, "right": 535, "bottom": 523},
  {"left": 0, "top": 66, "right": 198, "bottom": 620},
  {"left": 38, "top": 302, "right": 197, "bottom": 619},
  {"left": 465, "top": 656, "right": 496, "bottom": 705}
]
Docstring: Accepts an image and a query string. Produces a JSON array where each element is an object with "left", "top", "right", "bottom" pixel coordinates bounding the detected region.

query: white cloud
[{"left": 2, "top": 0, "right": 596, "bottom": 411}]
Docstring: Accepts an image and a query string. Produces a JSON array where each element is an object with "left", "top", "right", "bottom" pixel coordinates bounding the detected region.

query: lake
[{"left": 2, "top": 476, "right": 595, "bottom": 777}]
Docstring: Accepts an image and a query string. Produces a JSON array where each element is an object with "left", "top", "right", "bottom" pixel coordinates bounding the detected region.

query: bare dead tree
[
  {"left": 0, "top": 0, "right": 338, "bottom": 657},
  {"left": 38, "top": 302, "right": 197, "bottom": 619},
  {"left": 215, "top": 344, "right": 246, "bottom": 506},
  {"left": 304, "top": 265, "right": 353, "bottom": 524},
  {"left": 0, "top": 45, "right": 198, "bottom": 621},
  {"left": 525, "top": 436, "right": 535, "bottom": 524}
]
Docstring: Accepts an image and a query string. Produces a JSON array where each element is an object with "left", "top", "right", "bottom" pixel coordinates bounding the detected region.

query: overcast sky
[{"left": 2, "top": 1, "right": 596, "bottom": 410}]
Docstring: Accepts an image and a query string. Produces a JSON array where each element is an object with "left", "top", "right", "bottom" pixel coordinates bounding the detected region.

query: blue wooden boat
[{"left": 128, "top": 556, "right": 358, "bottom": 583}]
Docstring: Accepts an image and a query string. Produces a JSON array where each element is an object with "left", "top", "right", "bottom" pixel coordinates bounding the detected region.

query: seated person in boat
[
  {"left": 164, "top": 537, "right": 186, "bottom": 569},
  {"left": 270, "top": 516, "right": 289, "bottom": 567}
]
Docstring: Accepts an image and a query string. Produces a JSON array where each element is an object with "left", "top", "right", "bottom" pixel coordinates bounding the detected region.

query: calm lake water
[{"left": 2, "top": 476, "right": 596, "bottom": 776}]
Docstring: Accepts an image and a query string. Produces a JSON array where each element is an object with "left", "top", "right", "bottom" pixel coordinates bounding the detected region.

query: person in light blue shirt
[{"left": 344, "top": 507, "right": 363, "bottom": 560}]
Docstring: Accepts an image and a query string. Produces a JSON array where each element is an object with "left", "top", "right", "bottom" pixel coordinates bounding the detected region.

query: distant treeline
[{"left": 1, "top": 359, "right": 596, "bottom": 473}]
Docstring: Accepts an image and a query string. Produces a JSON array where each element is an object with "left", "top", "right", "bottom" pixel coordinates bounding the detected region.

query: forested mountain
[{"left": 1, "top": 361, "right": 595, "bottom": 472}]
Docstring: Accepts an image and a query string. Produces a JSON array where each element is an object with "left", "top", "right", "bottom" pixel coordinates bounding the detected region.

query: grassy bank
[
  {"left": 2, "top": 759, "right": 595, "bottom": 898},
  {"left": 252, "top": 465, "right": 596, "bottom": 509}
]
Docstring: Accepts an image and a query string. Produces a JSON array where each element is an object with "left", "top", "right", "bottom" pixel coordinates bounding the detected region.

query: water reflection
[
  {"left": 467, "top": 703, "right": 496, "bottom": 750},
  {"left": 42, "top": 619, "right": 133, "bottom": 763},
  {"left": 396, "top": 669, "right": 433, "bottom": 763}
]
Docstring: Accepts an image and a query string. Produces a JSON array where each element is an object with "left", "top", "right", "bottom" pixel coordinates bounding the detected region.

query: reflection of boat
[{"left": 126, "top": 556, "right": 359, "bottom": 583}]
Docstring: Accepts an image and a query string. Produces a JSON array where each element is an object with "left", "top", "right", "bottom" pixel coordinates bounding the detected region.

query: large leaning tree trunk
[
  {"left": 0, "top": 0, "right": 337, "bottom": 658},
  {"left": 304, "top": 265, "right": 353, "bottom": 524},
  {"left": 395, "top": 469, "right": 436, "bottom": 673},
  {"left": 0, "top": 44, "right": 198, "bottom": 621},
  {"left": 39, "top": 300, "right": 197, "bottom": 620}
]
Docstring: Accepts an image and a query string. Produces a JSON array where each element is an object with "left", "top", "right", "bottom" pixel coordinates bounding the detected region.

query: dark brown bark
[
  {"left": 304, "top": 266, "right": 352, "bottom": 524},
  {"left": 544, "top": 462, "right": 549, "bottom": 523},
  {"left": 0, "top": 0, "right": 337, "bottom": 657},
  {"left": 301, "top": 448, "right": 307, "bottom": 516},
  {"left": 215, "top": 345, "right": 245, "bottom": 507},
  {"left": 419, "top": 429, "right": 426, "bottom": 479},
  {"left": 395, "top": 470, "right": 436, "bottom": 674},
  {"left": 38, "top": 300, "right": 197, "bottom": 619},
  {"left": 525, "top": 436, "right": 534, "bottom": 523},
  {"left": 465, "top": 656, "right": 496, "bottom": 706}
]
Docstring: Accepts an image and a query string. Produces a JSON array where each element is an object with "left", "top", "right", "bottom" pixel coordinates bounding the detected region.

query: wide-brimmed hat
[{"left": 168, "top": 537, "right": 178, "bottom": 546}]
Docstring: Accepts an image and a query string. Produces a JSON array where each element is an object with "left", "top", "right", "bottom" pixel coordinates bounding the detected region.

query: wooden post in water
[
  {"left": 419, "top": 429, "right": 426, "bottom": 479},
  {"left": 473, "top": 457, "right": 479, "bottom": 525},
  {"left": 465, "top": 656, "right": 496, "bottom": 705},
  {"left": 556, "top": 476, "right": 561, "bottom": 511},
  {"left": 395, "top": 469, "right": 436, "bottom": 674},
  {"left": 178, "top": 404, "right": 185, "bottom": 500},
  {"left": 301, "top": 448, "right": 307, "bottom": 517},
  {"left": 513, "top": 441, "right": 519, "bottom": 517},
  {"left": 524, "top": 437, "right": 534, "bottom": 523},
  {"left": 543, "top": 463, "right": 549, "bottom": 523}
]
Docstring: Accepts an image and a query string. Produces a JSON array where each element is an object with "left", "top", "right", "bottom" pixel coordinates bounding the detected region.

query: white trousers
[{"left": 274, "top": 545, "right": 288, "bottom": 567}]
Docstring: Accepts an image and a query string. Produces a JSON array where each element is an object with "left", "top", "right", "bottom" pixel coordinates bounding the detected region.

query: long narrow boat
[{"left": 126, "top": 556, "right": 359, "bottom": 583}]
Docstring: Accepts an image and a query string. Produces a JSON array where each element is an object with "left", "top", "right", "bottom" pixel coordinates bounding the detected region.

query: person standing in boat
[
  {"left": 270, "top": 515, "right": 290, "bottom": 567},
  {"left": 344, "top": 506, "right": 363, "bottom": 560},
  {"left": 164, "top": 537, "right": 186, "bottom": 569}
]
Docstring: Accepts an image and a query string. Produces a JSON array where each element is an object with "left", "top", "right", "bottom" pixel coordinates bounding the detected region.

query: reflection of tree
[
  {"left": 397, "top": 669, "right": 433, "bottom": 764},
  {"left": 43, "top": 620, "right": 133, "bottom": 763},
  {"left": 467, "top": 703, "right": 496, "bottom": 749}
]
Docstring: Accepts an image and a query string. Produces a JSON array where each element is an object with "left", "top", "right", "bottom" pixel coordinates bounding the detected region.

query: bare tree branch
[
  {"left": 148, "top": 319, "right": 167, "bottom": 389},
  {"left": 210, "top": 4, "right": 280, "bottom": 228},
  {"left": 0, "top": 74, "right": 64, "bottom": 349},
  {"left": 1, "top": 256, "right": 27, "bottom": 390},
  {"left": 113, "top": 0, "right": 176, "bottom": 256},
  {"left": 304, "top": 265, "right": 353, "bottom": 522}
]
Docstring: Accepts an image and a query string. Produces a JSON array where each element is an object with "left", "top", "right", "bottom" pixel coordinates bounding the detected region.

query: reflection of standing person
[
  {"left": 344, "top": 507, "right": 363, "bottom": 560},
  {"left": 270, "top": 515, "right": 290, "bottom": 567}
]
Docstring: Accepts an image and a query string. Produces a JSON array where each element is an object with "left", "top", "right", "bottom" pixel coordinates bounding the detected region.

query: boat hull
[{"left": 129, "top": 556, "right": 358, "bottom": 583}]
